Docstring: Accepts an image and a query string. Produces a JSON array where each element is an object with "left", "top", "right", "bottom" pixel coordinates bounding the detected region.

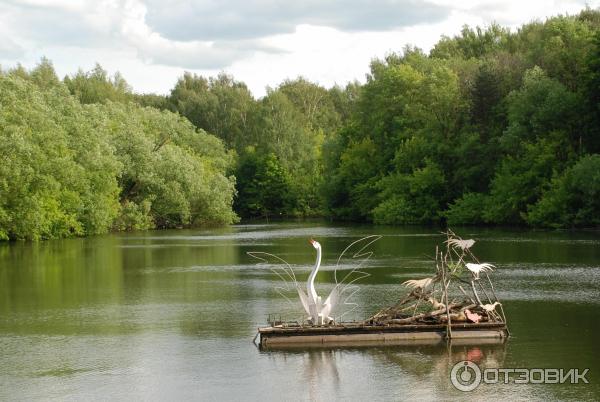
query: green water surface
[{"left": 0, "top": 223, "right": 598, "bottom": 400}]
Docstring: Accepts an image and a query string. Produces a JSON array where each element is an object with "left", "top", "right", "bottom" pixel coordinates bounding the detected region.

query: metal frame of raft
[{"left": 258, "top": 322, "right": 508, "bottom": 348}]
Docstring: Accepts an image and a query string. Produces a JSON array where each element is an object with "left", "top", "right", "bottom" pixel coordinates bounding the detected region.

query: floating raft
[{"left": 258, "top": 322, "right": 508, "bottom": 349}]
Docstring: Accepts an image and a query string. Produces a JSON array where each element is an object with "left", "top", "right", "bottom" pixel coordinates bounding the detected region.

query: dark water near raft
[{"left": 0, "top": 223, "right": 599, "bottom": 400}]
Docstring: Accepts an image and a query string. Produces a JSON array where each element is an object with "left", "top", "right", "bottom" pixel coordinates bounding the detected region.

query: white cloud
[
  {"left": 116, "top": 0, "right": 262, "bottom": 69},
  {"left": 142, "top": 0, "right": 451, "bottom": 41},
  {"left": 0, "top": 0, "right": 598, "bottom": 97},
  {"left": 430, "top": 0, "right": 596, "bottom": 27},
  {"left": 0, "top": 0, "right": 274, "bottom": 71}
]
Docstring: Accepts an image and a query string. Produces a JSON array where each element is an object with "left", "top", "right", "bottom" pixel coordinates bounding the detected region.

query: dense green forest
[
  {"left": 0, "top": 62, "right": 237, "bottom": 240},
  {"left": 2, "top": 9, "right": 600, "bottom": 240}
]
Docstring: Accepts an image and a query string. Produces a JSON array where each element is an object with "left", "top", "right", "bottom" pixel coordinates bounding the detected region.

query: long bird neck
[{"left": 307, "top": 246, "right": 321, "bottom": 303}]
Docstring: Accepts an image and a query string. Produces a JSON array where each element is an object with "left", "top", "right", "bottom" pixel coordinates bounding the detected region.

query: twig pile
[{"left": 366, "top": 230, "right": 508, "bottom": 329}]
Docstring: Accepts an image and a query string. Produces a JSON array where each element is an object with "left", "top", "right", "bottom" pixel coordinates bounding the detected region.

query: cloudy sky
[{"left": 1, "top": 0, "right": 598, "bottom": 97}]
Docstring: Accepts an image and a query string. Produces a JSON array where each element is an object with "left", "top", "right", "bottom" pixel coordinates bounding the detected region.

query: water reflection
[
  {"left": 0, "top": 223, "right": 599, "bottom": 400},
  {"left": 260, "top": 341, "right": 509, "bottom": 400},
  {"left": 303, "top": 351, "right": 341, "bottom": 400}
]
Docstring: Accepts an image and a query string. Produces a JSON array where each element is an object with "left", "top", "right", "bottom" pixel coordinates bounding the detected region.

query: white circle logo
[{"left": 450, "top": 360, "right": 482, "bottom": 392}]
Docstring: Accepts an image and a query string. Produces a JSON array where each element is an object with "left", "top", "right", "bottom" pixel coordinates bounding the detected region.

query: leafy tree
[
  {"left": 582, "top": 28, "right": 600, "bottom": 153},
  {"left": 500, "top": 66, "right": 579, "bottom": 155},
  {"left": 64, "top": 64, "right": 133, "bottom": 104},
  {"left": 328, "top": 81, "right": 361, "bottom": 122},
  {"left": 5, "top": 8, "right": 600, "bottom": 237},
  {"left": 277, "top": 77, "right": 341, "bottom": 132},
  {"left": 252, "top": 89, "right": 325, "bottom": 215},
  {"left": 325, "top": 10, "right": 600, "bottom": 227},
  {"left": 325, "top": 51, "right": 466, "bottom": 222},
  {"left": 483, "top": 141, "right": 557, "bottom": 224},
  {"left": 430, "top": 24, "right": 511, "bottom": 59},
  {"left": 326, "top": 137, "right": 381, "bottom": 219},
  {"left": 168, "top": 72, "right": 256, "bottom": 151},
  {"left": 373, "top": 159, "right": 446, "bottom": 224},
  {"left": 0, "top": 74, "right": 121, "bottom": 239},
  {"left": 134, "top": 93, "right": 169, "bottom": 110},
  {"left": 30, "top": 57, "right": 60, "bottom": 89},
  {"left": 444, "top": 193, "right": 488, "bottom": 225},
  {"left": 101, "top": 102, "right": 238, "bottom": 228},
  {"left": 527, "top": 154, "right": 600, "bottom": 227},
  {"left": 234, "top": 149, "right": 294, "bottom": 218},
  {"left": 512, "top": 15, "right": 595, "bottom": 90},
  {"left": 0, "top": 64, "right": 238, "bottom": 240}
]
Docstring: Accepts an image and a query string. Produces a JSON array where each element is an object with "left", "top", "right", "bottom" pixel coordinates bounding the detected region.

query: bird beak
[{"left": 309, "top": 238, "right": 315, "bottom": 245}]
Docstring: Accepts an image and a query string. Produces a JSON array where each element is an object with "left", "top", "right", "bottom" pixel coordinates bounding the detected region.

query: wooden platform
[{"left": 258, "top": 322, "right": 508, "bottom": 349}]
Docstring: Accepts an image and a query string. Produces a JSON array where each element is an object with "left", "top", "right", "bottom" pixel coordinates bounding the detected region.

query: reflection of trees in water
[{"left": 0, "top": 236, "right": 125, "bottom": 317}]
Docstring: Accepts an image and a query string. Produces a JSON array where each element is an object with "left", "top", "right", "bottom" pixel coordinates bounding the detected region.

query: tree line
[
  {"left": 0, "top": 62, "right": 237, "bottom": 240},
  {"left": 2, "top": 9, "right": 600, "bottom": 240}
]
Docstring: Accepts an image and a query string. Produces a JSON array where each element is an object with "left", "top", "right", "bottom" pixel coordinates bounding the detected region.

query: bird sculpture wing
[
  {"left": 465, "top": 263, "right": 495, "bottom": 273},
  {"left": 247, "top": 251, "right": 310, "bottom": 316},
  {"left": 402, "top": 277, "right": 435, "bottom": 289},
  {"left": 296, "top": 287, "right": 311, "bottom": 316},
  {"left": 446, "top": 238, "right": 476, "bottom": 251},
  {"left": 481, "top": 303, "right": 499, "bottom": 312},
  {"left": 322, "top": 235, "right": 382, "bottom": 321}
]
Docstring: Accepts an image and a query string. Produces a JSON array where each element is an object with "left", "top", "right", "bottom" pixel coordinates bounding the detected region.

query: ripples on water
[{"left": 0, "top": 223, "right": 599, "bottom": 400}]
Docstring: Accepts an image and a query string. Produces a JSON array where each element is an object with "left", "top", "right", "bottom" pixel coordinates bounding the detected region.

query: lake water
[{"left": 0, "top": 223, "right": 599, "bottom": 400}]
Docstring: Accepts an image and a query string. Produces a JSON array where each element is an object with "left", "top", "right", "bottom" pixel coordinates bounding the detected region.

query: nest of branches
[{"left": 366, "top": 230, "right": 507, "bottom": 328}]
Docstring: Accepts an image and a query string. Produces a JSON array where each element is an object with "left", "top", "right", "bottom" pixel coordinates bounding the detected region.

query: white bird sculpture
[
  {"left": 465, "top": 263, "right": 495, "bottom": 279},
  {"left": 298, "top": 239, "right": 335, "bottom": 325},
  {"left": 480, "top": 301, "right": 501, "bottom": 313},
  {"left": 428, "top": 297, "right": 445, "bottom": 310},
  {"left": 402, "top": 277, "right": 436, "bottom": 290},
  {"left": 249, "top": 235, "right": 380, "bottom": 325},
  {"left": 446, "top": 238, "right": 475, "bottom": 251}
]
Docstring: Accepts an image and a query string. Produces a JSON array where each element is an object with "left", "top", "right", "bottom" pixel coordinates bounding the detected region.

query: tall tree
[{"left": 64, "top": 63, "right": 133, "bottom": 104}]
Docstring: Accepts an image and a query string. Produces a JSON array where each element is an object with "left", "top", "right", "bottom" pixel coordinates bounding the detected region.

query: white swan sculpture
[
  {"left": 298, "top": 239, "right": 333, "bottom": 325},
  {"left": 249, "top": 235, "right": 381, "bottom": 325}
]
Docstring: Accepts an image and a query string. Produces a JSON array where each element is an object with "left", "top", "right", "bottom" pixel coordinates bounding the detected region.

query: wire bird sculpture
[
  {"left": 248, "top": 235, "right": 381, "bottom": 325},
  {"left": 446, "top": 238, "right": 475, "bottom": 251},
  {"left": 465, "top": 262, "right": 495, "bottom": 279},
  {"left": 402, "top": 276, "right": 437, "bottom": 290},
  {"left": 368, "top": 230, "right": 508, "bottom": 337}
]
